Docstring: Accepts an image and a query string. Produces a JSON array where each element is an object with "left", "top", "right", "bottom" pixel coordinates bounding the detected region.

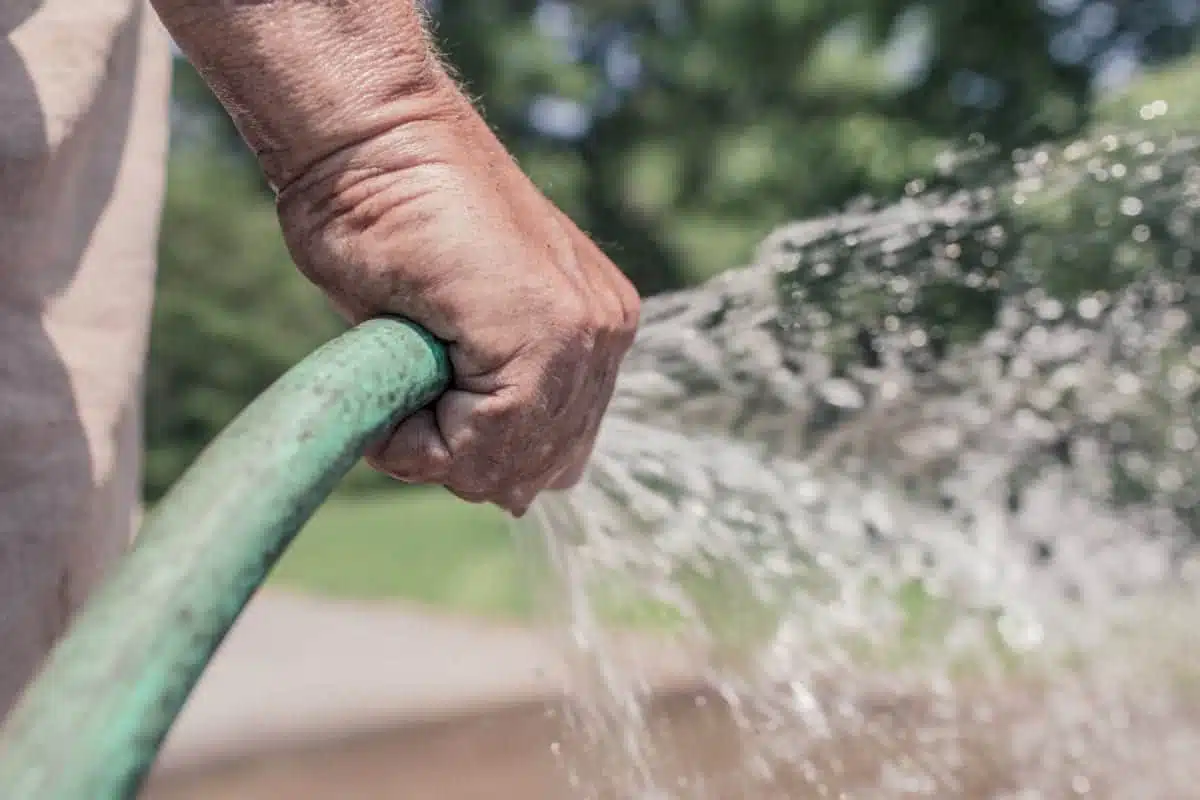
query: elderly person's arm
[{"left": 151, "top": 0, "right": 640, "bottom": 515}]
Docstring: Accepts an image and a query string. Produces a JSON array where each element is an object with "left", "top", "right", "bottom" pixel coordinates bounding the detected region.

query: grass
[
  {"left": 269, "top": 486, "right": 686, "bottom": 630},
  {"left": 268, "top": 489, "right": 981, "bottom": 636},
  {"left": 269, "top": 487, "right": 542, "bottom": 620},
  {"left": 265, "top": 488, "right": 1077, "bottom": 676},
  {"left": 268, "top": 487, "right": 948, "bottom": 642}
]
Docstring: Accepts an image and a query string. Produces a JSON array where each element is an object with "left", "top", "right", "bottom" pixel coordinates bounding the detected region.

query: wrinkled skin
[
  {"left": 278, "top": 92, "right": 641, "bottom": 514},
  {"left": 155, "top": 1, "right": 641, "bottom": 515}
]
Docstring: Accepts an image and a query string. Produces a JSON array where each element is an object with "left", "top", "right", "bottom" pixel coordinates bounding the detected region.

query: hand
[{"left": 275, "top": 84, "right": 641, "bottom": 516}]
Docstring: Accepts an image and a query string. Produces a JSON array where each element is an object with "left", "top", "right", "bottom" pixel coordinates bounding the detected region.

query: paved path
[{"left": 152, "top": 589, "right": 699, "bottom": 775}]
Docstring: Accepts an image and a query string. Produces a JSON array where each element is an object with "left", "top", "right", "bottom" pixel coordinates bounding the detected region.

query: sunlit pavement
[{"left": 150, "top": 589, "right": 700, "bottom": 777}]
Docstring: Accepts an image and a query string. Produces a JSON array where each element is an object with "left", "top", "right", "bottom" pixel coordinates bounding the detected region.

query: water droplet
[
  {"left": 997, "top": 613, "right": 1045, "bottom": 652},
  {"left": 1170, "top": 426, "right": 1198, "bottom": 452},
  {"left": 1168, "top": 364, "right": 1197, "bottom": 393},
  {"left": 1077, "top": 295, "right": 1104, "bottom": 319},
  {"left": 1115, "top": 372, "right": 1142, "bottom": 395},
  {"left": 538, "top": 138, "right": 1200, "bottom": 798},
  {"left": 1037, "top": 298, "right": 1064, "bottom": 321},
  {"left": 1158, "top": 467, "right": 1184, "bottom": 492}
]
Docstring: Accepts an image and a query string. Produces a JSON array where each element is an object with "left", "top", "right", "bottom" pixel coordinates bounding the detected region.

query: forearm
[{"left": 151, "top": 0, "right": 459, "bottom": 190}]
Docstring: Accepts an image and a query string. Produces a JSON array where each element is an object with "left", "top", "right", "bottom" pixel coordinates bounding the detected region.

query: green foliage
[
  {"left": 767, "top": 58, "right": 1200, "bottom": 370},
  {"left": 144, "top": 147, "right": 346, "bottom": 499},
  {"left": 760, "top": 119, "right": 1200, "bottom": 532},
  {"left": 1095, "top": 54, "right": 1200, "bottom": 132},
  {"left": 147, "top": 7, "right": 1200, "bottom": 499},
  {"left": 270, "top": 489, "right": 537, "bottom": 617},
  {"left": 430, "top": 0, "right": 1092, "bottom": 285}
]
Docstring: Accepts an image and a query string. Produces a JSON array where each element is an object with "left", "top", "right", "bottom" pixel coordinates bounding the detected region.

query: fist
[{"left": 275, "top": 86, "right": 640, "bottom": 515}]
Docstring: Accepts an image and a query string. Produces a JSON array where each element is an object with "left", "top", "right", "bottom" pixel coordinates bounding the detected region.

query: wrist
[
  {"left": 255, "top": 65, "right": 466, "bottom": 194},
  {"left": 155, "top": 0, "right": 462, "bottom": 190},
  {"left": 272, "top": 89, "right": 501, "bottom": 313}
]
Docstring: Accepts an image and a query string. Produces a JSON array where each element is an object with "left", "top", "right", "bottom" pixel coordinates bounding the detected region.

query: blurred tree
[
  {"left": 144, "top": 147, "right": 348, "bottom": 499},
  {"left": 146, "top": 2, "right": 1200, "bottom": 498},
  {"left": 169, "top": 1, "right": 1200, "bottom": 287},
  {"left": 430, "top": 0, "right": 1199, "bottom": 284}
]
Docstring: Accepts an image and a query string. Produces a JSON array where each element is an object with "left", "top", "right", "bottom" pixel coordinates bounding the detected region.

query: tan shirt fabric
[{"left": 0, "top": 1, "right": 171, "bottom": 715}]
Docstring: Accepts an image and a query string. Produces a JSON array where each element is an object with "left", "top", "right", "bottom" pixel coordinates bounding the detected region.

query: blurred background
[
  {"left": 153, "top": 0, "right": 1200, "bottom": 614},
  {"left": 143, "top": 1, "right": 1200, "bottom": 796}
]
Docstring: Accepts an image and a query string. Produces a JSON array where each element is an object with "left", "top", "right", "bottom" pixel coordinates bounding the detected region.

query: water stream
[{"left": 531, "top": 123, "right": 1200, "bottom": 798}]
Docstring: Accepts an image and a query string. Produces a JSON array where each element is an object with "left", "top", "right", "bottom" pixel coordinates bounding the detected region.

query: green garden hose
[{"left": 0, "top": 317, "right": 450, "bottom": 800}]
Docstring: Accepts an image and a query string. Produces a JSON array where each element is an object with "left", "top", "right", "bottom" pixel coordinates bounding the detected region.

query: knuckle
[
  {"left": 615, "top": 282, "right": 642, "bottom": 345},
  {"left": 582, "top": 279, "right": 640, "bottom": 353},
  {"left": 598, "top": 309, "right": 635, "bottom": 350},
  {"left": 542, "top": 321, "right": 599, "bottom": 370},
  {"left": 622, "top": 287, "right": 642, "bottom": 333},
  {"left": 465, "top": 400, "right": 510, "bottom": 429},
  {"left": 547, "top": 293, "right": 598, "bottom": 337}
]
